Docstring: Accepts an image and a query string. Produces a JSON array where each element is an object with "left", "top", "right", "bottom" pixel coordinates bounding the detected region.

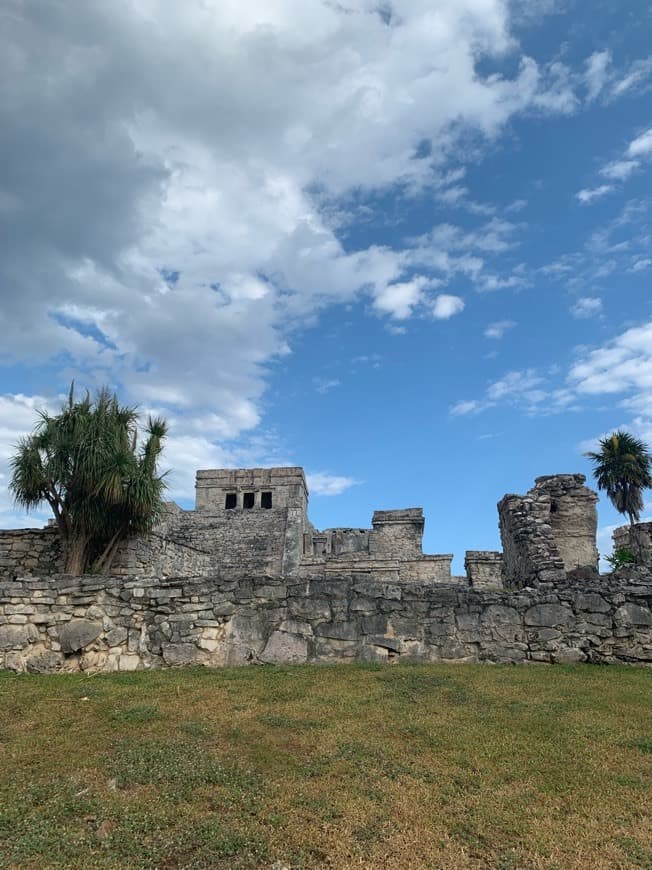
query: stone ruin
[
  {"left": 0, "top": 467, "right": 606, "bottom": 589},
  {"left": 498, "top": 474, "right": 599, "bottom": 588},
  {"left": 0, "top": 466, "right": 650, "bottom": 673}
]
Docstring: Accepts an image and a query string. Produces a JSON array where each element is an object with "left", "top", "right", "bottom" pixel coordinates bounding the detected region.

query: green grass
[{"left": 0, "top": 663, "right": 650, "bottom": 869}]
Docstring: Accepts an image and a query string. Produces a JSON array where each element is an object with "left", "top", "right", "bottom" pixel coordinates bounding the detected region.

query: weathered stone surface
[
  {"left": 25, "top": 650, "right": 63, "bottom": 673},
  {"left": 0, "top": 565, "right": 648, "bottom": 672},
  {"left": 482, "top": 605, "right": 520, "bottom": 626},
  {"left": 58, "top": 620, "right": 103, "bottom": 654},
  {"left": 614, "top": 603, "right": 652, "bottom": 627},
  {"left": 161, "top": 643, "right": 198, "bottom": 666},
  {"left": 524, "top": 604, "right": 573, "bottom": 628},
  {"left": 260, "top": 631, "right": 308, "bottom": 664},
  {"left": 499, "top": 475, "right": 598, "bottom": 588},
  {"left": 0, "top": 623, "right": 38, "bottom": 650},
  {"left": 552, "top": 648, "right": 587, "bottom": 664},
  {"left": 105, "top": 627, "right": 129, "bottom": 647},
  {"left": 575, "top": 593, "right": 610, "bottom": 613}
]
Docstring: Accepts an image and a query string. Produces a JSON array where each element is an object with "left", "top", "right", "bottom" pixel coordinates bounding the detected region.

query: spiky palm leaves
[
  {"left": 585, "top": 430, "right": 652, "bottom": 525},
  {"left": 10, "top": 385, "right": 168, "bottom": 574}
]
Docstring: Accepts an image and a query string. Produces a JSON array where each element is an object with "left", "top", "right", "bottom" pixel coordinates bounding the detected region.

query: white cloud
[
  {"left": 600, "top": 159, "right": 638, "bottom": 181},
  {"left": 373, "top": 277, "right": 428, "bottom": 321},
  {"left": 0, "top": 0, "right": 616, "bottom": 522},
  {"left": 432, "top": 294, "right": 465, "bottom": 320},
  {"left": 0, "top": 393, "right": 64, "bottom": 528},
  {"left": 570, "top": 297, "right": 602, "bottom": 318},
  {"left": 576, "top": 185, "right": 613, "bottom": 204},
  {"left": 630, "top": 257, "right": 652, "bottom": 272},
  {"left": 627, "top": 127, "right": 652, "bottom": 159},
  {"left": 584, "top": 50, "right": 611, "bottom": 102},
  {"left": 450, "top": 368, "right": 576, "bottom": 417},
  {"left": 611, "top": 58, "right": 652, "bottom": 98},
  {"left": 484, "top": 320, "right": 516, "bottom": 339},
  {"left": 306, "top": 472, "right": 360, "bottom": 497},
  {"left": 569, "top": 320, "right": 652, "bottom": 397}
]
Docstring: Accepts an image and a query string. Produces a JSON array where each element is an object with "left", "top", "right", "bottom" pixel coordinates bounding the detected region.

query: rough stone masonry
[{"left": 0, "top": 467, "right": 650, "bottom": 673}]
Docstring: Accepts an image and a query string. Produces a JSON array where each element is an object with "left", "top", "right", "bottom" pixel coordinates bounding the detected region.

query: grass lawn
[{"left": 0, "top": 663, "right": 650, "bottom": 869}]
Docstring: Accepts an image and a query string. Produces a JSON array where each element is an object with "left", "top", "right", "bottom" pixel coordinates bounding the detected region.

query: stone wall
[
  {"left": 112, "top": 533, "right": 213, "bottom": 578},
  {"left": 1, "top": 571, "right": 650, "bottom": 673},
  {"left": 465, "top": 551, "right": 504, "bottom": 590},
  {"left": 0, "top": 528, "right": 63, "bottom": 578},
  {"left": 499, "top": 474, "right": 598, "bottom": 588},
  {"left": 613, "top": 523, "right": 652, "bottom": 569}
]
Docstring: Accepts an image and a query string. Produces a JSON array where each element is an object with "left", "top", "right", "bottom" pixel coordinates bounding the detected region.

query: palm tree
[
  {"left": 9, "top": 384, "right": 168, "bottom": 574},
  {"left": 585, "top": 430, "right": 652, "bottom": 525}
]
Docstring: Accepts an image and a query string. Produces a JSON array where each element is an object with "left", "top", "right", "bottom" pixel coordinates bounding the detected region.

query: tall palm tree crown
[
  {"left": 9, "top": 384, "right": 168, "bottom": 574},
  {"left": 585, "top": 430, "right": 652, "bottom": 525}
]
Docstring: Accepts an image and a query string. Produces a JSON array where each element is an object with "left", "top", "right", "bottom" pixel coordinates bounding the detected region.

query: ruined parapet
[
  {"left": 499, "top": 474, "right": 598, "bottom": 588},
  {"left": 613, "top": 523, "right": 652, "bottom": 569},
  {"left": 0, "top": 527, "right": 63, "bottom": 578},
  {"left": 465, "top": 551, "right": 503, "bottom": 590},
  {"left": 534, "top": 475, "right": 598, "bottom": 573},
  {"left": 370, "top": 508, "right": 424, "bottom": 558}
]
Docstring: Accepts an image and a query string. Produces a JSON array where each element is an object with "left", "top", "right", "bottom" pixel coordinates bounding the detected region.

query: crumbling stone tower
[{"left": 498, "top": 474, "right": 599, "bottom": 587}]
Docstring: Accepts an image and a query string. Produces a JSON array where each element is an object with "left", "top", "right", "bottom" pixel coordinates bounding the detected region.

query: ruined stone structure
[
  {"left": 0, "top": 467, "right": 651, "bottom": 673},
  {"left": 613, "top": 523, "right": 652, "bottom": 570},
  {"left": 498, "top": 474, "right": 599, "bottom": 588}
]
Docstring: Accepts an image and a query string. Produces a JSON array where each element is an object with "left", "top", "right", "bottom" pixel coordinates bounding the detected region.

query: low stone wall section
[
  {"left": 112, "top": 533, "right": 214, "bottom": 578},
  {"left": 1, "top": 571, "right": 650, "bottom": 673},
  {"left": 0, "top": 528, "right": 63, "bottom": 578}
]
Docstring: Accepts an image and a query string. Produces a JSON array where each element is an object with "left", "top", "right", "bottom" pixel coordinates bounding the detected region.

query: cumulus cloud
[
  {"left": 570, "top": 297, "right": 603, "bottom": 318},
  {"left": 450, "top": 369, "right": 574, "bottom": 417},
  {"left": 569, "top": 320, "right": 652, "bottom": 403},
  {"left": 306, "top": 472, "right": 360, "bottom": 497},
  {"left": 0, "top": 0, "right": 609, "bottom": 514},
  {"left": 432, "top": 294, "right": 465, "bottom": 320}
]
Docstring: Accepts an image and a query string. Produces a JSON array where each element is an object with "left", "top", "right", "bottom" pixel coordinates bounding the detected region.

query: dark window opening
[
  {"left": 550, "top": 500, "right": 558, "bottom": 514},
  {"left": 225, "top": 493, "right": 237, "bottom": 510},
  {"left": 243, "top": 492, "right": 255, "bottom": 509},
  {"left": 261, "top": 491, "right": 273, "bottom": 509}
]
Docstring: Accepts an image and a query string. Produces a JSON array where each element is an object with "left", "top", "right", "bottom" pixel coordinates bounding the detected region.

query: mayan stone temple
[{"left": 0, "top": 466, "right": 651, "bottom": 673}]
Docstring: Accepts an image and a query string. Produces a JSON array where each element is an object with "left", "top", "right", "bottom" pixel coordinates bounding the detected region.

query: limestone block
[
  {"left": 313, "top": 637, "right": 358, "bottom": 661},
  {"left": 481, "top": 605, "right": 520, "bottom": 626},
  {"left": 80, "top": 650, "right": 108, "bottom": 671},
  {"left": 288, "top": 597, "right": 331, "bottom": 622},
  {"left": 105, "top": 627, "right": 128, "bottom": 647},
  {"left": 0, "top": 623, "right": 38, "bottom": 650},
  {"left": 314, "top": 621, "right": 359, "bottom": 641},
  {"left": 161, "top": 643, "right": 199, "bottom": 666},
  {"left": 574, "top": 593, "right": 610, "bottom": 613},
  {"left": 435, "top": 640, "right": 472, "bottom": 661},
  {"left": 552, "top": 648, "right": 587, "bottom": 664},
  {"left": 614, "top": 603, "right": 652, "bottom": 627},
  {"left": 119, "top": 654, "right": 141, "bottom": 671},
  {"left": 25, "top": 650, "right": 63, "bottom": 673},
  {"left": 260, "top": 631, "right": 308, "bottom": 664},
  {"left": 524, "top": 604, "right": 573, "bottom": 628},
  {"left": 58, "top": 620, "right": 103, "bottom": 654}
]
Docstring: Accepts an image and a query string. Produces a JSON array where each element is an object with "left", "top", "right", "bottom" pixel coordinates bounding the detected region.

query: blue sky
[{"left": 1, "top": 0, "right": 651, "bottom": 571}]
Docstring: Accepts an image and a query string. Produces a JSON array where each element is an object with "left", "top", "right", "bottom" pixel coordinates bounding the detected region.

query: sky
[{"left": 1, "top": 0, "right": 651, "bottom": 571}]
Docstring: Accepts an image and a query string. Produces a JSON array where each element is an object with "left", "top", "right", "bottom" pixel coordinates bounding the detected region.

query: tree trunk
[
  {"left": 64, "top": 536, "right": 90, "bottom": 575},
  {"left": 93, "top": 527, "right": 126, "bottom": 575}
]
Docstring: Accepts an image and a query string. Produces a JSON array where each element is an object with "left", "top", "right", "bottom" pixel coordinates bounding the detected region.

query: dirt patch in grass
[{"left": 0, "top": 663, "right": 650, "bottom": 868}]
